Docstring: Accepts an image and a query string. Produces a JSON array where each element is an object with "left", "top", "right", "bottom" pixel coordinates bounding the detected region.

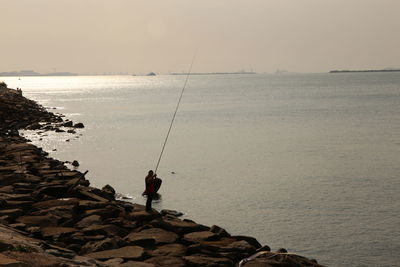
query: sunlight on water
[{"left": 4, "top": 73, "right": 400, "bottom": 266}]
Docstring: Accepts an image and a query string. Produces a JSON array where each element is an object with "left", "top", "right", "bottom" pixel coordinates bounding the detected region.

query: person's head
[{"left": 148, "top": 170, "right": 154, "bottom": 176}]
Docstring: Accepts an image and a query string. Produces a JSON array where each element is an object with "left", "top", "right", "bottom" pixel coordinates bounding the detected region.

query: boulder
[
  {"left": 239, "top": 252, "right": 325, "bottom": 267},
  {"left": 27, "top": 122, "right": 41, "bottom": 130},
  {"left": 81, "top": 237, "right": 122, "bottom": 254},
  {"left": 71, "top": 160, "right": 79, "bottom": 167},
  {"left": 119, "top": 262, "right": 157, "bottom": 267},
  {"left": 124, "top": 228, "right": 178, "bottom": 245},
  {"left": 40, "top": 227, "right": 77, "bottom": 239},
  {"left": 83, "top": 207, "right": 121, "bottom": 219},
  {"left": 150, "top": 217, "right": 210, "bottom": 235},
  {"left": 16, "top": 215, "right": 59, "bottom": 227},
  {"left": 76, "top": 215, "right": 102, "bottom": 228},
  {"left": 73, "top": 123, "right": 84, "bottom": 128},
  {"left": 33, "top": 185, "right": 70, "bottom": 198},
  {"left": 84, "top": 246, "right": 144, "bottom": 260},
  {"left": 82, "top": 224, "right": 128, "bottom": 237},
  {"left": 149, "top": 243, "right": 187, "bottom": 257},
  {"left": 32, "top": 198, "right": 80, "bottom": 210},
  {"left": 210, "top": 225, "right": 231, "bottom": 238},
  {"left": 183, "top": 254, "right": 233, "bottom": 267},
  {"left": 0, "top": 209, "right": 24, "bottom": 221},
  {"left": 101, "top": 184, "right": 116, "bottom": 197},
  {"left": 74, "top": 186, "right": 112, "bottom": 202},
  {"left": 195, "top": 238, "right": 237, "bottom": 251},
  {"left": 69, "top": 232, "right": 105, "bottom": 245},
  {"left": 233, "top": 235, "right": 262, "bottom": 249},
  {"left": 30, "top": 206, "right": 76, "bottom": 222},
  {"left": 145, "top": 256, "right": 186, "bottom": 267},
  {"left": 276, "top": 248, "right": 287, "bottom": 253},
  {"left": 62, "top": 121, "right": 73, "bottom": 127},
  {"left": 0, "top": 253, "right": 28, "bottom": 266},
  {"left": 220, "top": 240, "right": 256, "bottom": 254},
  {"left": 183, "top": 231, "right": 219, "bottom": 244},
  {"left": 102, "top": 258, "right": 124, "bottom": 266},
  {"left": 128, "top": 210, "right": 160, "bottom": 222},
  {"left": 256, "top": 245, "right": 271, "bottom": 252},
  {"left": 160, "top": 209, "right": 184, "bottom": 217}
]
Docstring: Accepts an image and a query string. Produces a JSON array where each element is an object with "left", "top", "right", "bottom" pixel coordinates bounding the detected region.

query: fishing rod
[{"left": 154, "top": 52, "right": 197, "bottom": 174}]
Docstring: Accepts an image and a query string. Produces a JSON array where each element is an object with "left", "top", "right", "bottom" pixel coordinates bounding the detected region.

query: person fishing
[{"left": 143, "top": 170, "right": 157, "bottom": 212}]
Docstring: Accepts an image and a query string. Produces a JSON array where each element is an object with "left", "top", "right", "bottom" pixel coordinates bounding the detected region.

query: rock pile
[
  {"left": 0, "top": 86, "right": 84, "bottom": 136},
  {"left": 0, "top": 86, "right": 325, "bottom": 266}
]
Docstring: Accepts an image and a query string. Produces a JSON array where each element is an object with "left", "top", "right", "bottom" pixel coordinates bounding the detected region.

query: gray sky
[{"left": 1, "top": 0, "right": 399, "bottom": 74}]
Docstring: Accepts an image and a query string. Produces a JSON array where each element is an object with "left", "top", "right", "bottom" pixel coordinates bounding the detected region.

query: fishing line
[{"left": 154, "top": 51, "right": 197, "bottom": 173}]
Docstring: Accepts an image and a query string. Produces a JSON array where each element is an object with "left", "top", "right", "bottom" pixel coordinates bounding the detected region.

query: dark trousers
[{"left": 146, "top": 193, "right": 154, "bottom": 212}]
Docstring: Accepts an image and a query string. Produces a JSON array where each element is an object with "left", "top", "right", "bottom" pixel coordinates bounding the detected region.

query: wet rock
[
  {"left": 84, "top": 245, "right": 144, "bottom": 260},
  {"left": 73, "top": 123, "right": 84, "bottom": 128},
  {"left": 239, "top": 252, "right": 325, "bottom": 267},
  {"left": 276, "top": 248, "right": 287, "bottom": 253},
  {"left": 101, "top": 184, "right": 116, "bottom": 198},
  {"left": 27, "top": 122, "right": 41, "bottom": 130},
  {"left": 67, "top": 129, "right": 76, "bottom": 134},
  {"left": 256, "top": 245, "right": 271, "bottom": 252},
  {"left": 220, "top": 240, "right": 256, "bottom": 254},
  {"left": 233, "top": 235, "right": 262, "bottom": 249},
  {"left": 62, "top": 121, "right": 73, "bottom": 127},
  {"left": 210, "top": 225, "right": 231, "bottom": 238},
  {"left": 71, "top": 160, "right": 79, "bottom": 167},
  {"left": 194, "top": 238, "right": 237, "bottom": 252},
  {"left": 161, "top": 209, "right": 184, "bottom": 217},
  {"left": 55, "top": 128, "right": 65, "bottom": 133}
]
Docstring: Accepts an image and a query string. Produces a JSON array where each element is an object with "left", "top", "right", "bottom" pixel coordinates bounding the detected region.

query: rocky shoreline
[{"left": 0, "top": 83, "right": 324, "bottom": 266}]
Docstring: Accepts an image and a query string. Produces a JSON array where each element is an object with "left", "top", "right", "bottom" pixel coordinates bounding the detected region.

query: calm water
[{"left": 4, "top": 73, "right": 400, "bottom": 266}]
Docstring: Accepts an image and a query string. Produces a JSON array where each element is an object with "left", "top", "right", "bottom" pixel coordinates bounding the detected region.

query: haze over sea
[{"left": 4, "top": 73, "right": 400, "bottom": 266}]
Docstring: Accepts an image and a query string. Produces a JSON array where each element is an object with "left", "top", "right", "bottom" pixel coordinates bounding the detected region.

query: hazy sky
[{"left": 1, "top": 0, "right": 399, "bottom": 74}]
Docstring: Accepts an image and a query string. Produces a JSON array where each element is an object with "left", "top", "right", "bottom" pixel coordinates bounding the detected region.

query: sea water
[{"left": 4, "top": 73, "right": 400, "bottom": 266}]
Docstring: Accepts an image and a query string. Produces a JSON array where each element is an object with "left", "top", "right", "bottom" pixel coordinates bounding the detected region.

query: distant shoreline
[
  {"left": 170, "top": 71, "right": 257, "bottom": 75},
  {"left": 330, "top": 69, "right": 400, "bottom": 73}
]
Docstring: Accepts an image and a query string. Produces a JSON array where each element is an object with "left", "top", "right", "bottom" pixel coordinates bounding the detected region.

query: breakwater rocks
[{"left": 0, "top": 85, "right": 324, "bottom": 266}]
